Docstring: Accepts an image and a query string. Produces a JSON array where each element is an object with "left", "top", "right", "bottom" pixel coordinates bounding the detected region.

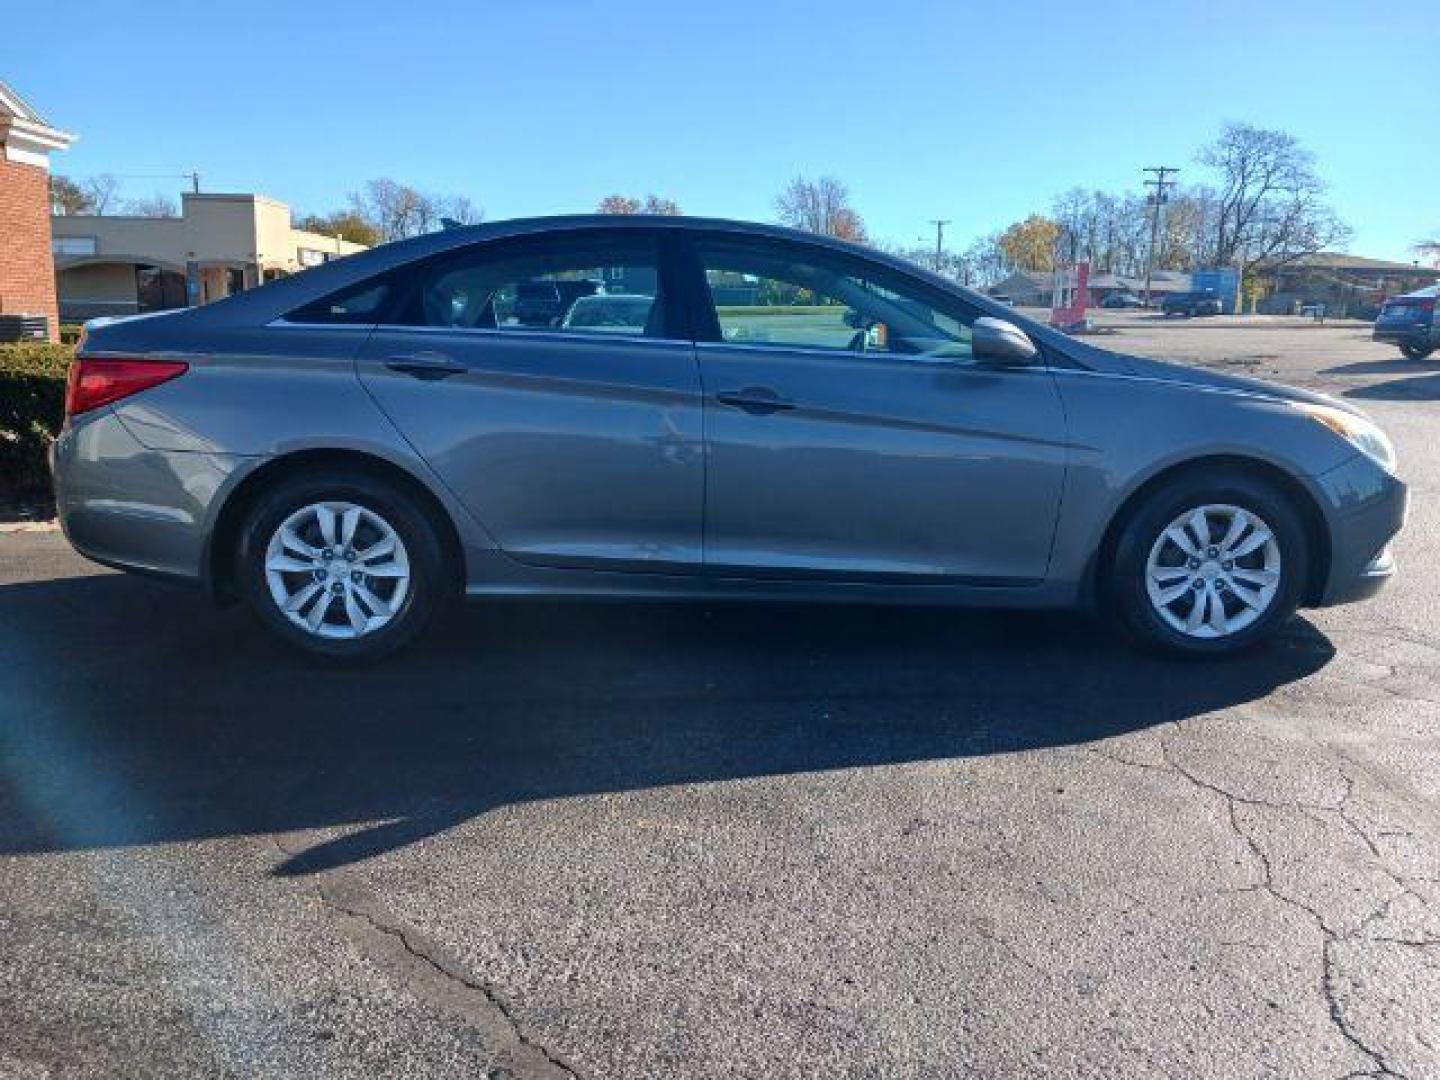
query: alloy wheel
[
  {"left": 263, "top": 501, "right": 411, "bottom": 639},
  {"left": 1145, "top": 503, "right": 1281, "bottom": 639}
]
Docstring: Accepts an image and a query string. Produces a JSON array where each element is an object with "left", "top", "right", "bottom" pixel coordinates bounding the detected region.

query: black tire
[
  {"left": 1107, "top": 470, "right": 1308, "bottom": 658},
  {"left": 236, "top": 470, "right": 452, "bottom": 661},
  {"left": 1399, "top": 343, "right": 1434, "bottom": 361}
]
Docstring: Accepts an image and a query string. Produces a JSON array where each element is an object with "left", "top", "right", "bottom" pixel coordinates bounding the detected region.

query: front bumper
[
  {"left": 51, "top": 409, "right": 249, "bottom": 584},
  {"left": 1312, "top": 454, "right": 1407, "bottom": 606}
]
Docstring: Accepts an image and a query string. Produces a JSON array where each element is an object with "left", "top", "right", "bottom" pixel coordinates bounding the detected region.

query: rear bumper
[
  {"left": 1372, "top": 326, "right": 1435, "bottom": 349},
  {"left": 1312, "top": 455, "right": 1407, "bottom": 606},
  {"left": 51, "top": 409, "right": 250, "bottom": 584}
]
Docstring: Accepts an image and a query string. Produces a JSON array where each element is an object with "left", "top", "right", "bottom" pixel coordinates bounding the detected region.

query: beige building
[{"left": 51, "top": 192, "right": 367, "bottom": 321}]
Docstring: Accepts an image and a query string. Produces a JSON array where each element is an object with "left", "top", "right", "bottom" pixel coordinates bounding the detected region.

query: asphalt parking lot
[{"left": 2, "top": 317, "right": 1438, "bottom": 1079}]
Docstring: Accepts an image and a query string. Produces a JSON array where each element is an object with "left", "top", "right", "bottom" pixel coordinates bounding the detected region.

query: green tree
[
  {"left": 298, "top": 210, "right": 382, "bottom": 246},
  {"left": 49, "top": 174, "right": 93, "bottom": 215}
]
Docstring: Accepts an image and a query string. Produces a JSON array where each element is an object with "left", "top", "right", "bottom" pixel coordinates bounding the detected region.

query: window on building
[{"left": 52, "top": 237, "right": 97, "bottom": 257}]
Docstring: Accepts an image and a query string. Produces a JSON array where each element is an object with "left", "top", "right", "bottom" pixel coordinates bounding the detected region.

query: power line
[{"left": 1141, "top": 166, "right": 1178, "bottom": 306}]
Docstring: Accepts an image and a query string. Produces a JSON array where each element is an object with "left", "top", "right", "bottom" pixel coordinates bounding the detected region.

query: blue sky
[{"left": 9, "top": 0, "right": 1437, "bottom": 260}]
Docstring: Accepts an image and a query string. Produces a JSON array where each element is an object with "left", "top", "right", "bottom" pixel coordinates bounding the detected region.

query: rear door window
[{"left": 401, "top": 236, "right": 671, "bottom": 339}]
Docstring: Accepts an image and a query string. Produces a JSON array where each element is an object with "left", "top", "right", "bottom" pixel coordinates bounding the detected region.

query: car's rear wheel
[
  {"left": 236, "top": 471, "right": 451, "bottom": 661},
  {"left": 1108, "top": 472, "right": 1308, "bottom": 657},
  {"left": 1400, "top": 343, "right": 1434, "bottom": 361}
]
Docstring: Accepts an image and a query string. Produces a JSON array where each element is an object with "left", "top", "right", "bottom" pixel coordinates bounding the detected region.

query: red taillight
[
  {"left": 65, "top": 358, "right": 188, "bottom": 419},
  {"left": 1417, "top": 298, "right": 1437, "bottom": 313}
]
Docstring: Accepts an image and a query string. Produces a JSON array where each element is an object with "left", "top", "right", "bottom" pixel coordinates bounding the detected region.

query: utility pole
[
  {"left": 928, "top": 219, "right": 950, "bottom": 275},
  {"left": 1141, "top": 166, "right": 1178, "bottom": 307},
  {"left": 189, "top": 171, "right": 201, "bottom": 194}
]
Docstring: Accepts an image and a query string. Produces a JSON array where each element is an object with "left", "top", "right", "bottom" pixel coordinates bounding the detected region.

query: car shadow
[
  {"left": 1342, "top": 373, "right": 1440, "bottom": 402},
  {"left": 0, "top": 572, "right": 1336, "bottom": 876},
  {"left": 1319, "top": 358, "right": 1434, "bottom": 377}
]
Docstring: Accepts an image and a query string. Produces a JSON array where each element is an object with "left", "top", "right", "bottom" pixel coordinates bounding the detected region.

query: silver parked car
[{"left": 53, "top": 216, "right": 1406, "bottom": 660}]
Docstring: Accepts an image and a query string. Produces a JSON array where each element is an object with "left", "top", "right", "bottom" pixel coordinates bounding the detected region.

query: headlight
[{"left": 1292, "top": 402, "right": 1397, "bottom": 473}]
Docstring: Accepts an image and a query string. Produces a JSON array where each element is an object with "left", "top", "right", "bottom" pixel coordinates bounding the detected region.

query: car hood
[{"left": 1065, "top": 340, "right": 1364, "bottom": 416}]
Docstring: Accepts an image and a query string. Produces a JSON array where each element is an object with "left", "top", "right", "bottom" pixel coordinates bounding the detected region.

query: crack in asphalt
[
  {"left": 270, "top": 833, "right": 579, "bottom": 1079},
  {"left": 1087, "top": 738, "right": 1429, "bottom": 1079}
]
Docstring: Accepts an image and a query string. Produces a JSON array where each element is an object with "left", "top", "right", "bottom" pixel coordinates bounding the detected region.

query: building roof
[
  {"left": 0, "top": 79, "right": 49, "bottom": 124},
  {"left": 1270, "top": 252, "right": 1435, "bottom": 274},
  {"left": 0, "top": 78, "right": 75, "bottom": 157}
]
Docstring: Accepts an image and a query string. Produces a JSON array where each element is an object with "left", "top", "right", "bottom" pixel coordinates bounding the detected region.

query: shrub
[{"left": 0, "top": 343, "right": 73, "bottom": 497}]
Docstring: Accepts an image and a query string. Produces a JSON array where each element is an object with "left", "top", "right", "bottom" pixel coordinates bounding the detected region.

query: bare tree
[
  {"left": 1416, "top": 234, "right": 1440, "bottom": 268},
  {"left": 962, "top": 233, "right": 1012, "bottom": 287},
  {"left": 436, "top": 194, "right": 484, "bottom": 227},
  {"left": 349, "top": 178, "right": 437, "bottom": 242},
  {"left": 596, "top": 194, "right": 682, "bottom": 215},
  {"left": 1197, "top": 123, "right": 1349, "bottom": 274},
  {"left": 597, "top": 194, "right": 642, "bottom": 215},
  {"left": 775, "top": 176, "right": 866, "bottom": 241},
  {"left": 82, "top": 174, "right": 121, "bottom": 215},
  {"left": 642, "top": 195, "right": 681, "bottom": 216},
  {"left": 124, "top": 193, "right": 179, "bottom": 218}
]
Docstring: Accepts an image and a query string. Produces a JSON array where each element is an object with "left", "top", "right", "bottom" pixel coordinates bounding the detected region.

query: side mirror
[{"left": 972, "top": 317, "right": 1038, "bottom": 364}]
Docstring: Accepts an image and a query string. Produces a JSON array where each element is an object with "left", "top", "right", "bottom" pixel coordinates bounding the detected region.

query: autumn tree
[
  {"left": 775, "top": 176, "right": 866, "bottom": 241},
  {"left": 597, "top": 194, "right": 682, "bottom": 215},
  {"left": 997, "top": 215, "right": 1059, "bottom": 272}
]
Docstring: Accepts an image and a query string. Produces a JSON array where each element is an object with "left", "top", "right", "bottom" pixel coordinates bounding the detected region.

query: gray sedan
[{"left": 52, "top": 216, "right": 1406, "bottom": 660}]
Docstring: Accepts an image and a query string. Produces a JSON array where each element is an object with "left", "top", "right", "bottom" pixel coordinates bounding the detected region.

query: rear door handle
[
  {"left": 384, "top": 353, "right": 468, "bottom": 381},
  {"left": 715, "top": 387, "right": 796, "bottom": 415}
]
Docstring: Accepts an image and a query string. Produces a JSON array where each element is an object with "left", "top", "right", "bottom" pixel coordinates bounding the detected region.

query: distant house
[
  {"left": 52, "top": 192, "right": 368, "bottom": 321},
  {"left": 1254, "top": 252, "right": 1440, "bottom": 318},
  {"left": 0, "top": 79, "right": 74, "bottom": 340}
]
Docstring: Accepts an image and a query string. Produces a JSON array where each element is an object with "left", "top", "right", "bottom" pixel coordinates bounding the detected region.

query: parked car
[
  {"left": 989, "top": 293, "right": 1014, "bottom": 306},
  {"left": 1373, "top": 286, "right": 1438, "bottom": 360},
  {"left": 1101, "top": 292, "right": 1145, "bottom": 309},
  {"left": 512, "top": 278, "right": 599, "bottom": 326},
  {"left": 1162, "top": 291, "right": 1224, "bottom": 317},
  {"left": 54, "top": 216, "right": 1405, "bottom": 661}
]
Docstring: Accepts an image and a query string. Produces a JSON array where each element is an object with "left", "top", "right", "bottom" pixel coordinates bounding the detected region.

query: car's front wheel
[
  {"left": 1399, "top": 343, "right": 1434, "bottom": 361},
  {"left": 236, "top": 471, "right": 452, "bottom": 661},
  {"left": 1109, "top": 472, "right": 1308, "bottom": 657}
]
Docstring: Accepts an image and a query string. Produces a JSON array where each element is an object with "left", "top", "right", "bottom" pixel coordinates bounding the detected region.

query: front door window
[{"left": 696, "top": 239, "right": 974, "bottom": 361}]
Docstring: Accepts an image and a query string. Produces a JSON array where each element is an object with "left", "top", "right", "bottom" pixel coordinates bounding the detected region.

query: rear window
[{"left": 286, "top": 280, "right": 392, "bottom": 324}]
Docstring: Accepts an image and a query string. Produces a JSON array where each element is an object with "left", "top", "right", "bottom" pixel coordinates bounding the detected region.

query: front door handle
[
  {"left": 715, "top": 387, "right": 796, "bottom": 415},
  {"left": 385, "top": 353, "right": 468, "bottom": 381}
]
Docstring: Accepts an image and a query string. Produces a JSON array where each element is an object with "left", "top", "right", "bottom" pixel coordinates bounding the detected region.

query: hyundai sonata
[{"left": 53, "top": 216, "right": 1406, "bottom": 660}]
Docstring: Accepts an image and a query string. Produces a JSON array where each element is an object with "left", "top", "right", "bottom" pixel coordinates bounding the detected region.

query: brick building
[{"left": 0, "top": 80, "right": 74, "bottom": 341}]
